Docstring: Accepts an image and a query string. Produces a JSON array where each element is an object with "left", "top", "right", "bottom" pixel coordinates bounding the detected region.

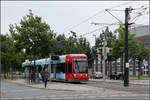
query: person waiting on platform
[
  {"left": 31, "top": 70, "right": 36, "bottom": 83},
  {"left": 40, "top": 70, "right": 44, "bottom": 82},
  {"left": 44, "top": 68, "right": 49, "bottom": 88}
]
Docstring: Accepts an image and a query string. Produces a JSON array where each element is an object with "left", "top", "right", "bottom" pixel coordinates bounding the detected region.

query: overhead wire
[
  {"left": 130, "top": 6, "right": 149, "bottom": 24},
  {"left": 80, "top": 26, "right": 107, "bottom": 37},
  {"left": 80, "top": 14, "right": 127, "bottom": 37},
  {"left": 65, "top": 0, "right": 148, "bottom": 40},
  {"left": 85, "top": 3, "right": 149, "bottom": 37},
  {"left": 79, "top": 15, "right": 126, "bottom": 38},
  {"left": 62, "top": 1, "right": 135, "bottom": 34},
  {"left": 82, "top": 1, "right": 149, "bottom": 42}
]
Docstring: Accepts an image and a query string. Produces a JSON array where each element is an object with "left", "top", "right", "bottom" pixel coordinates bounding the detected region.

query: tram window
[
  {"left": 60, "top": 63, "right": 65, "bottom": 73},
  {"left": 56, "top": 63, "right": 65, "bottom": 73},
  {"left": 51, "top": 64, "right": 54, "bottom": 73},
  {"left": 68, "top": 62, "right": 72, "bottom": 73}
]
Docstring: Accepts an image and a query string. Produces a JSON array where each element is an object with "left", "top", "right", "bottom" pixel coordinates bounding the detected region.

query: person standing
[
  {"left": 44, "top": 68, "right": 49, "bottom": 88},
  {"left": 40, "top": 70, "right": 44, "bottom": 82},
  {"left": 25, "top": 67, "right": 29, "bottom": 83},
  {"left": 31, "top": 70, "right": 35, "bottom": 83}
]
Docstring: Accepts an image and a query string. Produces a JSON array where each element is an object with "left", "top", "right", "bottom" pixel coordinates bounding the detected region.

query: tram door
[
  {"left": 50, "top": 64, "right": 56, "bottom": 80},
  {"left": 65, "top": 61, "right": 72, "bottom": 79}
]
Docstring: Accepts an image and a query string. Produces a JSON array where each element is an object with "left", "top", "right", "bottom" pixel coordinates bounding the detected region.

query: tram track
[
  {"left": 50, "top": 79, "right": 149, "bottom": 94},
  {"left": 83, "top": 80, "right": 149, "bottom": 94}
]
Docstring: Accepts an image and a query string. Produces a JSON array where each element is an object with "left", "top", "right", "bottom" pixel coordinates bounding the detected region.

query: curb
[
  {"left": 2, "top": 79, "right": 135, "bottom": 95},
  {"left": 3, "top": 80, "right": 77, "bottom": 92},
  {"left": 3, "top": 80, "right": 105, "bottom": 94},
  {"left": 89, "top": 79, "right": 149, "bottom": 86}
]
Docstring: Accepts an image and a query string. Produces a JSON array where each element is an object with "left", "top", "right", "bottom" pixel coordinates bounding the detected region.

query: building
[
  {"left": 92, "top": 25, "right": 150, "bottom": 76},
  {"left": 130, "top": 25, "right": 150, "bottom": 76},
  {"left": 130, "top": 25, "right": 150, "bottom": 49}
]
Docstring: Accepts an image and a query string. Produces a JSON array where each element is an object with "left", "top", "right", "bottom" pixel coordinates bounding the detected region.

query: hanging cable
[{"left": 62, "top": 1, "right": 134, "bottom": 34}]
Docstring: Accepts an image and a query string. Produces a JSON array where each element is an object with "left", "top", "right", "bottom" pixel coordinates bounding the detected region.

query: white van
[{"left": 92, "top": 72, "right": 103, "bottom": 79}]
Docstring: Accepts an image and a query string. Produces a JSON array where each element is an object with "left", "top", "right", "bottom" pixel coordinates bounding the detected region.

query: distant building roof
[
  {"left": 130, "top": 25, "right": 149, "bottom": 37},
  {"left": 130, "top": 25, "right": 150, "bottom": 49}
]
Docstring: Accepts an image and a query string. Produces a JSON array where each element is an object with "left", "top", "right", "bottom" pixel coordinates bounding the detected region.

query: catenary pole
[{"left": 124, "top": 7, "right": 130, "bottom": 87}]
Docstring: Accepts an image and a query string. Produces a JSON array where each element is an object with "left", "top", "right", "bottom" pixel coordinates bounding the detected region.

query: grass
[{"left": 129, "top": 76, "right": 150, "bottom": 80}]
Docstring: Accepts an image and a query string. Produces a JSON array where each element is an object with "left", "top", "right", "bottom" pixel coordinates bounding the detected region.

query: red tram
[
  {"left": 50, "top": 54, "right": 89, "bottom": 82},
  {"left": 22, "top": 54, "right": 89, "bottom": 82}
]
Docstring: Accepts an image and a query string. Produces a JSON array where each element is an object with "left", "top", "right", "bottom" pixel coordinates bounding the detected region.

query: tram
[{"left": 22, "top": 54, "right": 89, "bottom": 82}]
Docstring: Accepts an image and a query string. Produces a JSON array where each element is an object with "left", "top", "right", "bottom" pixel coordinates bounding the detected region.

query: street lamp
[
  {"left": 23, "top": 49, "right": 26, "bottom": 60},
  {"left": 93, "top": 35, "right": 97, "bottom": 72}
]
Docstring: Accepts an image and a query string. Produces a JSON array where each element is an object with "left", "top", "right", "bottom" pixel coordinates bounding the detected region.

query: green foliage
[
  {"left": 53, "top": 31, "right": 93, "bottom": 67},
  {"left": 129, "top": 75, "right": 149, "bottom": 80},
  {"left": 137, "top": 45, "right": 150, "bottom": 60},
  {"left": 95, "top": 26, "right": 116, "bottom": 61},
  {"left": 2, "top": 9, "right": 149, "bottom": 74},
  {"left": 1, "top": 34, "right": 22, "bottom": 76},
  {"left": 11, "top": 10, "right": 55, "bottom": 60},
  {"left": 111, "top": 24, "right": 150, "bottom": 61}
]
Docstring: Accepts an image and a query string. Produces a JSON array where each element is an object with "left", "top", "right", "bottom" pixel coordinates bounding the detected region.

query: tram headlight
[
  {"left": 74, "top": 74, "right": 77, "bottom": 77},
  {"left": 85, "top": 74, "right": 88, "bottom": 76}
]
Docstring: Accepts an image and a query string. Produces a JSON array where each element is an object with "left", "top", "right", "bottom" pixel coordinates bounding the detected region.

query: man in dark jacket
[{"left": 44, "top": 68, "right": 49, "bottom": 88}]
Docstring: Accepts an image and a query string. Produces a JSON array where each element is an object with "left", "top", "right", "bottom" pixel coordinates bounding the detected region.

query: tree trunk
[
  {"left": 110, "top": 61, "right": 112, "bottom": 75},
  {"left": 92, "top": 64, "right": 94, "bottom": 73},
  {"left": 96, "top": 59, "right": 98, "bottom": 72},
  {"left": 4, "top": 64, "right": 6, "bottom": 79},
  {"left": 133, "top": 60, "right": 136, "bottom": 76},
  {"left": 100, "top": 61, "right": 102, "bottom": 73},
  {"left": 115, "top": 60, "right": 117, "bottom": 73},
  {"left": 6, "top": 66, "right": 9, "bottom": 78},
  {"left": 36, "top": 66, "right": 39, "bottom": 83},
  {"left": 138, "top": 60, "right": 141, "bottom": 80},
  {"left": 108, "top": 61, "right": 110, "bottom": 76},
  {"left": 141, "top": 60, "right": 143, "bottom": 76},
  {"left": 10, "top": 67, "right": 13, "bottom": 80},
  {"left": 120, "top": 56, "right": 123, "bottom": 73},
  {"left": 148, "top": 59, "right": 150, "bottom": 77},
  {"left": 105, "top": 61, "right": 107, "bottom": 76}
]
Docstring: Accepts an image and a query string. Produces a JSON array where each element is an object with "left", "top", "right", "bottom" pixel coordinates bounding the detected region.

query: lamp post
[
  {"left": 93, "top": 35, "right": 98, "bottom": 72},
  {"left": 23, "top": 49, "right": 26, "bottom": 61},
  {"left": 103, "top": 37, "right": 107, "bottom": 81}
]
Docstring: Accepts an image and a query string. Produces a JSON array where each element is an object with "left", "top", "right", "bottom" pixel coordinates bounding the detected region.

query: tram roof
[
  {"left": 66, "top": 54, "right": 87, "bottom": 57},
  {"left": 22, "top": 54, "right": 87, "bottom": 67}
]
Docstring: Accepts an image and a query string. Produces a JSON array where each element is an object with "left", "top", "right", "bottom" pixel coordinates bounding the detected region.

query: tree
[
  {"left": 136, "top": 45, "right": 150, "bottom": 79},
  {"left": 1, "top": 34, "right": 9, "bottom": 78},
  {"left": 8, "top": 9, "right": 56, "bottom": 82},
  {"left": 53, "top": 31, "right": 93, "bottom": 68},
  {"left": 95, "top": 27, "right": 116, "bottom": 74},
  {"left": 53, "top": 34, "right": 68, "bottom": 55},
  {"left": 110, "top": 24, "right": 150, "bottom": 77},
  {"left": 77, "top": 36, "right": 93, "bottom": 67},
  {"left": 1, "top": 34, "right": 22, "bottom": 79},
  {"left": 111, "top": 25, "right": 137, "bottom": 73},
  {"left": 10, "top": 9, "right": 55, "bottom": 65}
]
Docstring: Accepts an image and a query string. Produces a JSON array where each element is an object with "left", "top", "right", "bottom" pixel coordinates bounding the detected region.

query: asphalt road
[
  {"left": 86, "top": 80, "right": 149, "bottom": 94},
  {"left": 1, "top": 80, "right": 149, "bottom": 99}
]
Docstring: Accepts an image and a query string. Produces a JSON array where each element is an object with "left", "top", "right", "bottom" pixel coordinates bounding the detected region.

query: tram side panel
[{"left": 50, "top": 63, "right": 66, "bottom": 81}]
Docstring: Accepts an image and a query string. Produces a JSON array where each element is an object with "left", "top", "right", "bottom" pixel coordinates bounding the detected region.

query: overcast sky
[{"left": 1, "top": 1, "right": 149, "bottom": 46}]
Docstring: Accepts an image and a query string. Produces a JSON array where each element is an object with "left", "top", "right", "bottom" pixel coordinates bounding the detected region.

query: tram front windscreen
[{"left": 73, "top": 57, "right": 88, "bottom": 73}]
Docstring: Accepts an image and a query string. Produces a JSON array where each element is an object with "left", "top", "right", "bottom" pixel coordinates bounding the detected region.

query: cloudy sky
[{"left": 1, "top": 1, "right": 149, "bottom": 46}]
